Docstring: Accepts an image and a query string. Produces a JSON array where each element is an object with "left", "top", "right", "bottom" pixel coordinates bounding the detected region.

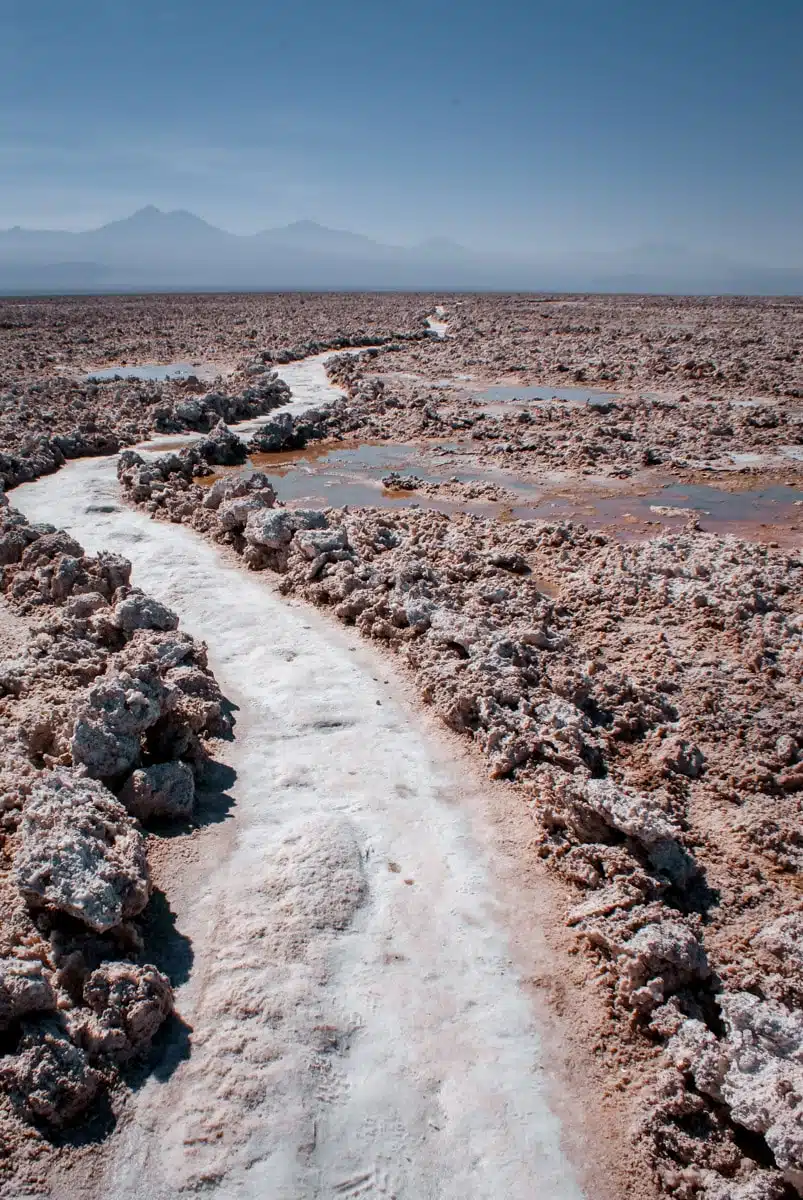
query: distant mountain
[
  {"left": 0, "top": 207, "right": 800, "bottom": 295},
  {"left": 88, "top": 205, "right": 230, "bottom": 243},
  {"left": 254, "top": 220, "right": 397, "bottom": 257}
]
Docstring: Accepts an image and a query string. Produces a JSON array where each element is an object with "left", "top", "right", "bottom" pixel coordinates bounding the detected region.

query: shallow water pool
[{"left": 85, "top": 361, "right": 225, "bottom": 383}]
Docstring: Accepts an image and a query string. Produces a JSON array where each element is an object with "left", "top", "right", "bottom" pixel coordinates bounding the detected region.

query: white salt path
[{"left": 12, "top": 325, "right": 583, "bottom": 1199}]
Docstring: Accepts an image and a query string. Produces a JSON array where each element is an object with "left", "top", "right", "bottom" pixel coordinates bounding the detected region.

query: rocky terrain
[
  {"left": 0, "top": 291, "right": 801, "bottom": 1198},
  {"left": 321, "top": 351, "right": 803, "bottom": 490},
  {"left": 0, "top": 292, "right": 432, "bottom": 491},
  {"left": 118, "top": 406, "right": 803, "bottom": 1198},
  {"left": 384, "top": 294, "right": 803, "bottom": 402},
  {"left": 0, "top": 491, "right": 231, "bottom": 1190}
]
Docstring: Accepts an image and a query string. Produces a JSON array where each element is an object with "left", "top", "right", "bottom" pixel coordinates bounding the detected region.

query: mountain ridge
[{"left": 0, "top": 207, "right": 801, "bottom": 295}]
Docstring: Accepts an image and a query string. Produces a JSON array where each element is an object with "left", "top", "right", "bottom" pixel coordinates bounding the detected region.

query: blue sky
[{"left": 1, "top": 0, "right": 801, "bottom": 260}]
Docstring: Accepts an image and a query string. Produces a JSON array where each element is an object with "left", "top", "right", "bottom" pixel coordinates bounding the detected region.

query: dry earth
[{"left": 0, "top": 292, "right": 800, "bottom": 1198}]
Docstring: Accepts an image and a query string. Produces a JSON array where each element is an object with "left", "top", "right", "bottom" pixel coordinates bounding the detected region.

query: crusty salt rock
[
  {"left": 202, "top": 471, "right": 275, "bottom": 512},
  {"left": 71, "top": 666, "right": 170, "bottom": 778},
  {"left": 217, "top": 492, "right": 273, "bottom": 532},
  {"left": 244, "top": 507, "right": 328, "bottom": 550},
  {"left": 196, "top": 419, "right": 247, "bottom": 466},
  {"left": 93, "top": 550, "right": 132, "bottom": 595},
  {"left": 670, "top": 993, "right": 803, "bottom": 1190},
  {"left": 0, "top": 1019, "right": 103, "bottom": 1127},
  {"left": 63, "top": 590, "right": 109, "bottom": 619},
  {"left": 755, "top": 912, "right": 803, "bottom": 978},
  {"left": 243, "top": 508, "right": 297, "bottom": 549},
  {"left": 15, "top": 768, "right": 150, "bottom": 932},
  {"left": 111, "top": 589, "right": 179, "bottom": 633},
  {"left": 20, "top": 530, "right": 83, "bottom": 568},
  {"left": 701, "top": 1170, "right": 789, "bottom": 1199},
  {"left": 36, "top": 553, "right": 81, "bottom": 601},
  {"left": 0, "top": 526, "right": 29, "bottom": 566},
  {"left": 164, "top": 663, "right": 229, "bottom": 735},
  {"left": 120, "top": 761, "right": 195, "bottom": 821},
  {"left": 246, "top": 412, "right": 299, "bottom": 452},
  {"left": 0, "top": 958, "right": 55, "bottom": 1029},
  {"left": 428, "top": 608, "right": 483, "bottom": 653},
  {"left": 775, "top": 734, "right": 800, "bottom": 766},
  {"left": 565, "top": 777, "right": 696, "bottom": 886},
  {"left": 70, "top": 719, "right": 140, "bottom": 778},
  {"left": 173, "top": 397, "right": 205, "bottom": 425},
  {"left": 595, "top": 919, "right": 710, "bottom": 1012},
  {"left": 550, "top": 776, "right": 678, "bottom": 847},
  {"left": 71, "top": 961, "right": 174, "bottom": 1064},
  {"left": 115, "top": 627, "right": 198, "bottom": 671},
  {"left": 294, "top": 526, "right": 349, "bottom": 560}
]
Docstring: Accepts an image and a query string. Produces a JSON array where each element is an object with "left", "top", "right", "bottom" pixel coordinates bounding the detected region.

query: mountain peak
[{"left": 91, "top": 207, "right": 228, "bottom": 240}]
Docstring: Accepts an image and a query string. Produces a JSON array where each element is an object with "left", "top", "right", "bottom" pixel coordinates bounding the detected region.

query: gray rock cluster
[
  {"left": 0, "top": 503, "right": 231, "bottom": 1129},
  {"left": 669, "top": 992, "right": 803, "bottom": 1192},
  {"left": 15, "top": 769, "right": 151, "bottom": 932},
  {"left": 246, "top": 408, "right": 328, "bottom": 453}
]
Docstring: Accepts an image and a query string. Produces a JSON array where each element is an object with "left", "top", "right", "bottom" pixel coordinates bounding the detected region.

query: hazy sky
[{"left": 1, "top": 0, "right": 801, "bottom": 260}]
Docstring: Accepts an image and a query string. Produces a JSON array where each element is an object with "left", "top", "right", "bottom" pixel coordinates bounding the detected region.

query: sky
[{"left": 1, "top": 0, "right": 801, "bottom": 261}]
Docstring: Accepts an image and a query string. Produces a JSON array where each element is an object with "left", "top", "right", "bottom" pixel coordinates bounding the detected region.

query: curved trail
[{"left": 13, "top": 350, "right": 585, "bottom": 1199}]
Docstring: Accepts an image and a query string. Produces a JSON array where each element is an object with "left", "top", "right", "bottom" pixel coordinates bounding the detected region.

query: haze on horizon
[{"left": 2, "top": 0, "right": 802, "bottom": 267}]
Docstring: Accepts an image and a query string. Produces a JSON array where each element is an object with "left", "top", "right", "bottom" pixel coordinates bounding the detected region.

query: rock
[
  {"left": 247, "top": 412, "right": 303, "bottom": 452},
  {"left": 428, "top": 608, "right": 482, "bottom": 653},
  {"left": 0, "top": 959, "right": 55, "bottom": 1029},
  {"left": 64, "top": 590, "right": 109, "bottom": 619},
  {"left": 173, "top": 397, "right": 205, "bottom": 425},
  {"left": 15, "top": 768, "right": 150, "bottom": 932},
  {"left": 553, "top": 777, "right": 695, "bottom": 886},
  {"left": 164, "top": 663, "right": 230, "bottom": 735},
  {"left": 202, "top": 470, "right": 275, "bottom": 512},
  {"left": 120, "top": 761, "right": 195, "bottom": 821},
  {"left": 111, "top": 589, "right": 179, "bottom": 633},
  {"left": 71, "top": 666, "right": 169, "bottom": 778},
  {"left": 581, "top": 778, "right": 680, "bottom": 848},
  {"left": 118, "top": 628, "right": 197, "bottom": 672},
  {"left": 669, "top": 993, "right": 803, "bottom": 1190},
  {"left": 72, "top": 961, "right": 173, "bottom": 1064},
  {"left": 243, "top": 508, "right": 298, "bottom": 550},
  {"left": 488, "top": 550, "right": 530, "bottom": 574},
  {"left": 217, "top": 491, "right": 274, "bottom": 532},
  {"left": 657, "top": 735, "right": 705, "bottom": 778},
  {"left": 294, "top": 527, "right": 349, "bottom": 559},
  {"left": 244, "top": 507, "right": 328, "bottom": 550},
  {"left": 70, "top": 718, "right": 140, "bottom": 778},
  {"left": 382, "top": 472, "right": 420, "bottom": 490},
  {"left": 20, "top": 530, "right": 83, "bottom": 568},
  {"left": 0, "top": 1020, "right": 103, "bottom": 1128},
  {"left": 755, "top": 913, "right": 803, "bottom": 978},
  {"left": 196, "top": 420, "right": 247, "bottom": 466},
  {"left": 702, "top": 1171, "right": 789, "bottom": 1200},
  {"left": 596, "top": 919, "right": 710, "bottom": 1012}
]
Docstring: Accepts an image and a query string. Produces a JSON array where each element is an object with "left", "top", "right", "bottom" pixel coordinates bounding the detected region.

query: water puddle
[
  {"left": 194, "top": 439, "right": 803, "bottom": 544},
  {"left": 85, "top": 342, "right": 802, "bottom": 547},
  {"left": 85, "top": 361, "right": 230, "bottom": 383},
  {"left": 472, "top": 385, "right": 621, "bottom": 408}
]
